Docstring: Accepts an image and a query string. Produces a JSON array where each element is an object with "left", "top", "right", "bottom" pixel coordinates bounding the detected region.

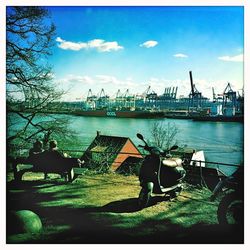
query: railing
[
  {"left": 190, "top": 160, "right": 240, "bottom": 168},
  {"left": 10, "top": 148, "right": 242, "bottom": 167},
  {"left": 8, "top": 148, "right": 241, "bottom": 175},
  {"left": 189, "top": 159, "right": 241, "bottom": 176},
  {"left": 8, "top": 148, "right": 242, "bottom": 190},
  {"left": 52, "top": 150, "right": 242, "bottom": 177}
]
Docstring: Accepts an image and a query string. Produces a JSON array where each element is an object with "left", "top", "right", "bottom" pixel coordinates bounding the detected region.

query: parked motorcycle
[
  {"left": 137, "top": 133, "right": 186, "bottom": 208},
  {"left": 210, "top": 167, "right": 244, "bottom": 225}
]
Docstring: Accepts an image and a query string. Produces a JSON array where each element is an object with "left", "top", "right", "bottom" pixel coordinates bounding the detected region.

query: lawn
[{"left": 6, "top": 171, "right": 243, "bottom": 244}]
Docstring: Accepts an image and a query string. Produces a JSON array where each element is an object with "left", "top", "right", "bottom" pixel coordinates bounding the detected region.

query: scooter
[
  {"left": 210, "top": 167, "right": 243, "bottom": 225},
  {"left": 137, "top": 133, "right": 186, "bottom": 208}
]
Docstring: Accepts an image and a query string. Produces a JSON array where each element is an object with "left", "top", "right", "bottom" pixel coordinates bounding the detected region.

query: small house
[{"left": 81, "top": 132, "right": 143, "bottom": 172}]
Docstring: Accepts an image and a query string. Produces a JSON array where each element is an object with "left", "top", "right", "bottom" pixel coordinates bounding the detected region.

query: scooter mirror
[
  {"left": 170, "top": 145, "right": 178, "bottom": 151},
  {"left": 136, "top": 133, "right": 144, "bottom": 140}
]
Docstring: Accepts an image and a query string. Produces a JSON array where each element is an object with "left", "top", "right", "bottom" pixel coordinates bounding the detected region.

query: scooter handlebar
[
  {"left": 138, "top": 144, "right": 152, "bottom": 152},
  {"left": 165, "top": 153, "right": 172, "bottom": 158}
]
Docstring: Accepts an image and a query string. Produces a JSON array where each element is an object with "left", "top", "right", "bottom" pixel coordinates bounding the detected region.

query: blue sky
[{"left": 47, "top": 6, "right": 243, "bottom": 101}]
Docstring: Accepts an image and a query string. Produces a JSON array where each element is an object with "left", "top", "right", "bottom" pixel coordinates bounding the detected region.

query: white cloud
[
  {"left": 218, "top": 54, "right": 243, "bottom": 62},
  {"left": 55, "top": 37, "right": 64, "bottom": 43},
  {"left": 56, "top": 37, "right": 87, "bottom": 51},
  {"left": 56, "top": 75, "right": 94, "bottom": 85},
  {"left": 95, "top": 75, "right": 120, "bottom": 85},
  {"left": 87, "top": 39, "right": 123, "bottom": 52},
  {"left": 173, "top": 53, "right": 188, "bottom": 58},
  {"left": 56, "top": 37, "right": 123, "bottom": 52},
  {"left": 87, "top": 39, "right": 104, "bottom": 48},
  {"left": 140, "top": 40, "right": 158, "bottom": 48}
]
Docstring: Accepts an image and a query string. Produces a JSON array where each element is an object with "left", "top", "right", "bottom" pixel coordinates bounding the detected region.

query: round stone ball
[{"left": 8, "top": 210, "right": 42, "bottom": 234}]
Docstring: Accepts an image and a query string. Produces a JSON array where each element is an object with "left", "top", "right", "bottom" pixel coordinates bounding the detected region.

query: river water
[
  {"left": 8, "top": 114, "right": 243, "bottom": 175},
  {"left": 67, "top": 115, "right": 243, "bottom": 170}
]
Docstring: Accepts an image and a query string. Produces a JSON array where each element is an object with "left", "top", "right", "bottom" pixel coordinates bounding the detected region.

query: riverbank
[{"left": 7, "top": 172, "right": 243, "bottom": 243}]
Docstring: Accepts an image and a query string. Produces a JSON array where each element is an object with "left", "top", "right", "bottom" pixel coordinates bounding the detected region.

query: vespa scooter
[{"left": 137, "top": 133, "right": 186, "bottom": 208}]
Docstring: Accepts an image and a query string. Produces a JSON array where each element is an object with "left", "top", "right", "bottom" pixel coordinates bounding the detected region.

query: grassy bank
[{"left": 6, "top": 172, "right": 243, "bottom": 244}]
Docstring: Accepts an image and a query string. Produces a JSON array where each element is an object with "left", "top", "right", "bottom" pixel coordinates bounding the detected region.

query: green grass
[{"left": 6, "top": 172, "right": 243, "bottom": 243}]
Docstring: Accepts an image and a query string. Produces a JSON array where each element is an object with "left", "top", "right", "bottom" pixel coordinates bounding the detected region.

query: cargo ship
[
  {"left": 72, "top": 109, "right": 165, "bottom": 118},
  {"left": 164, "top": 110, "right": 192, "bottom": 119},
  {"left": 192, "top": 115, "right": 243, "bottom": 123}
]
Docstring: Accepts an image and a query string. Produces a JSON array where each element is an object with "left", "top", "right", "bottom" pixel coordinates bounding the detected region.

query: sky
[{"left": 44, "top": 6, "right": 243, "bottom": 101}]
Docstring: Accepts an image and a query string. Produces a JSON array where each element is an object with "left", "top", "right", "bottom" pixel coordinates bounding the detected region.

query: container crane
[
  {"left": 212, "top": 87, "right": 217, "bottom": 103},
  {"left": 171, "top": 86, "right": 178, "bottom": 99},
  {"left": 86, "top": 89, "right": 97, "bottom": 102},
  {"left": 223, "top": 83, "right": 237, "bottom": 106},
  {"left": 237, "top": 88, "right": 244, "bottom": 114},
  {"left": 222, "top": 83, "right": 237, "bottom": 116},
  {"left": 123, "top": 89, "right": 135, "bottom": 108},
  {"left": 97, "top": 88, "right": 110, "bottom": 109},
  {"left": 85, "top": 89, "right": 98, "bottom": 110},
  {"left": 142, "top": 86, "right": 151, "bottom": 102},
  {"left": 188, "top": 71, "right": 203, "bottom": 112}
]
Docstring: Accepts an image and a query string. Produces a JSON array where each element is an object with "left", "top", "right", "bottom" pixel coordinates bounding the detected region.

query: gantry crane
[
  {"left": 86, "top": 89, "right": 97, "bottom": 102},
  {"left": 222, "top": 83, "right": 237, "bottom": 108},
  {"left": 188, "top": 71, "right": 203, "bottom": 112}
]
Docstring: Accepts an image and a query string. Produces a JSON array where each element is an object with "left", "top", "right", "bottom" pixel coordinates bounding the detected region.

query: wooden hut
[{"left": 81, "top": 132, "right": 143, "bottom": 172}]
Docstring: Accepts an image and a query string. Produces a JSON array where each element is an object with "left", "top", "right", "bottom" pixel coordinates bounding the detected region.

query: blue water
[
  {"left": 8, "top": 113, "right": 243, "bottom": 175},
  {"left": 67, "top": 116, "right": 243, "bottom": 162}
]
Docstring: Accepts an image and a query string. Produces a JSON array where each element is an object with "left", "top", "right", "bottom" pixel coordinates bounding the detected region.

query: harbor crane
[
  {"left": 158, "top": 86, "right": 178, "bottom": 106},
  {"left": 142, "top": 86, "right": 151, "bottom": 102},
  {"left": 123, "top": 89, "right": 134, "bottom": 101},
  {"left": 123, "top": 89, "right": 135, "bottom": 108},
  {"left": 85, "top": 89, "right": 98, "bottom": 110},
  {"left": 86, "top": 89, "right": 97, "bottom": 102},
  {"left": 115, "top": 89, "right": 122, "bottom": 101},
  {"left": 237, "top": 88, "right": 244, "bottom": 113},
  {"left": 115, "top": 89, "right": 123, "bottom": 109},
  {"left": 212, "top": 87, "right": 216, "bottom": 102},
  {"left": 143, "top": 86, "right": 151, "bottom": 96},
  {"left": 221, "top": 83, "right": 237, "bottom": 115},
  {"left": 97, "top": 88, "right": 110, "bottom": 108},
  {"left": 99, "top": 88, "right": 109, "bottom": 99},
  {"left": 145, "top": 86, "right": 158, "bottom": 102},
  {"left": 173, "top": 87, "right": 178, "bottom": 98},
  {"left": 162, "top": 87, "right": 178, "bottom": 99},
  {"left": 188, "top": 71, "right": 203, "bottom": 112},
  {"left": 141, "top": 86, "right": 157, "bottom": 103},
  {"left": 222, "top": 83, "right": 237, "bottom": 107}
]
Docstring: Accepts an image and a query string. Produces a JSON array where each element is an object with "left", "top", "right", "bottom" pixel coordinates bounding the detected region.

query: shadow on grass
[
  {"left": 7, "top": 179, "right": 67, "bottom": 190},
  {"left": 98, "top": 196, "right": 169, "bottom": 213},
  {"left": 6, "top": 179, "right": 244, "bottom": 244}
]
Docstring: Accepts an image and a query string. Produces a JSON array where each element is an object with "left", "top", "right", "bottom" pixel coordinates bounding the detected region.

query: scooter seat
[{"left": 162, "top": 158, "right": 182, "bottom": 167}]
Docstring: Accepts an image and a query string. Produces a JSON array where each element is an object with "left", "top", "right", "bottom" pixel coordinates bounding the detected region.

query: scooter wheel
[
  {"left": 138, "top": 189, "right": 151, "bottom": 209},
  {"left": 217, "top": 191, "right": 243, "bottom": 225}
]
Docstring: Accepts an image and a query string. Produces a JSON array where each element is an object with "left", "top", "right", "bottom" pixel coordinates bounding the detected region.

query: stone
[{"left": 8, "top": 210, "right": 42, "bottom": 234}]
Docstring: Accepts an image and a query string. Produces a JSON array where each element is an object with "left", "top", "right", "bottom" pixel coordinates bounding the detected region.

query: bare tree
[
  {"left": 150, "top": 121, "right": 179, "bottom": 149},
  {"left": 6, "top": 7, "right": 72, "bottom": 150},
  {"left": 7, "top": 7, "right": 56, "bottom": 102}
]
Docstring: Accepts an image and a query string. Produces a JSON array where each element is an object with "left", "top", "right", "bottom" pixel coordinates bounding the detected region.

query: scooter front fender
[{"left": 141, "top": 181, "right": 154, "bottom": 194}]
